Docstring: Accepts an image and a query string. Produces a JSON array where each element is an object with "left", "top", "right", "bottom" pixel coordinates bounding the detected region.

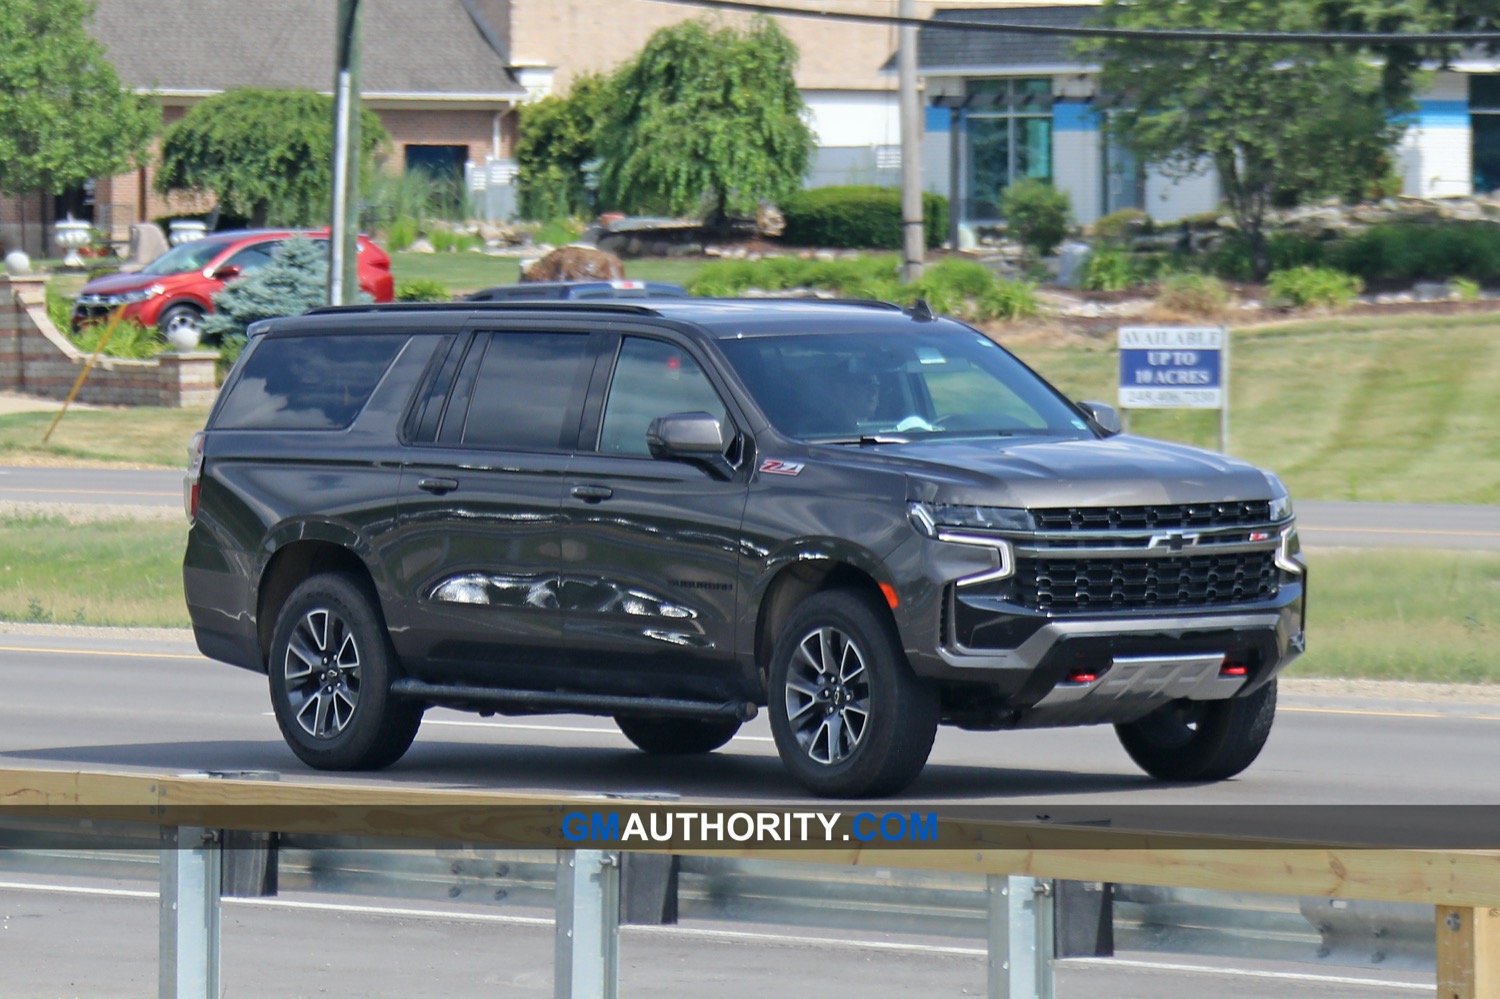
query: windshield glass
[
  {"left": 139, "top": 238, "right": 234, "bottom": 276},
  {"left": 718, "top": 329, "right": 1093, "bottom": 442}
]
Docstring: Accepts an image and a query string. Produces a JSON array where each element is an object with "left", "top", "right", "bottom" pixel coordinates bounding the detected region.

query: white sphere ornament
[
  {"left": 4, "top": 250, "right": 32, "bottom": 275},
  {"left": 166, "top": 324, "right": 202, "bottom": 352}
]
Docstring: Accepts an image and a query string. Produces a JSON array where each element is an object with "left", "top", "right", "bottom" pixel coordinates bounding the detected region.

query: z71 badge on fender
[{"left": 759, "top": 459, "right": 805, "bottom": 476}]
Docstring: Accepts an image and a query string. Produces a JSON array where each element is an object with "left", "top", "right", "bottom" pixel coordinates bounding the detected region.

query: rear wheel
[
  {"left": 1115, "top": 680, "right": 1277, "bottom": 782},
  {"left": 768, "top": 589, "right": 938, "bottom": 798},
  {"left": 267, "top": 572, "right": 422, "bottom": 771},
  {"left": 615, "top": 715, "right": 741, "bottom": 755}
]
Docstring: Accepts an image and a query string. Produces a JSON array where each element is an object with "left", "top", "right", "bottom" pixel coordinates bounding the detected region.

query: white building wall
[
  {"left": 1144, "top": 166, "right": 1220, "bottom": 222},
  {"left": 802, "top": 90, "right": 900, "bottom": 148},
  {"left": 1053, "top": 103, "right": 1102, "bottom": 225},
  {"left": 1399, "top": 72, "right": 1472, "bottom": 198}
]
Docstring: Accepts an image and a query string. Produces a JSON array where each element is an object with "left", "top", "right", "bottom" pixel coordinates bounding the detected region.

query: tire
[
  {"left": 157, "top": 304, "right": 205, "bottom": 344},
  {"left": 1115, "top": 680, "right": 1277, "bottom": 782},
  {"left": 615, "top": 715, "right": 742, "bottom": 755},
  {"left": 267, "top": 571, "right": 422, "bottom": 771},
  {"left": 768, "top": 589, "right": 939, "bottom": 798}
]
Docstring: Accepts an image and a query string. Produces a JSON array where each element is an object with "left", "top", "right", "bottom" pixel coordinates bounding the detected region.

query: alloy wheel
[
  {"left": 282, "top": 608, "right": 362, "bottom": 739},
  {"left": 783, "top": 626, "right": 871, "bottom": 765}
]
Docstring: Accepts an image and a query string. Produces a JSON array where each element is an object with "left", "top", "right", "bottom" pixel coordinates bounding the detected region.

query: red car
[{"left": 71, "top": 229, "right": 394, "bottom": 341}]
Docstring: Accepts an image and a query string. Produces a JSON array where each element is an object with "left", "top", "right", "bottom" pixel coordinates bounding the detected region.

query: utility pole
[
  {"left": 330, "top": 0, "right": 363, "bottom": 305},
  {"left": 898, "top": 0, "right": 924, "bottom": 282}
]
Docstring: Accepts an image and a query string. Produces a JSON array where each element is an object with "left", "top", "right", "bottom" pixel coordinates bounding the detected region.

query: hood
[
  {"left": 843, "top": 434, "right": 1276, "bottom": 508},
  {"left": 78, "top": 271, "right": 174, "bottom": 295}
]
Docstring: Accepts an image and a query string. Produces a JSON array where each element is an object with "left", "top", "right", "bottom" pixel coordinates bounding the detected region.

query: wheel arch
[
  {"left": 752, "top": 553, "right": 893, "bottom": 688},
  {"left": 256, "top": 538, "right": 379, "bottom": 670}
]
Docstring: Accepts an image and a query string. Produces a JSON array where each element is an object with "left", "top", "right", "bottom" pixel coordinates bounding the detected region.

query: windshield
[
  {"left": 718, "top": 329, "right": 1093, "bottom": 442},
  {"left": 139, "top": 238, "right": 235, "bottom": 276}
]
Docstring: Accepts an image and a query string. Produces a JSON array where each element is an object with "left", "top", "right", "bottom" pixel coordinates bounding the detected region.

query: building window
[
  {"left": 1472, "top": 76, "right": 1500, "bottom": 194},
  {"left": 964, "top": 79, "right": 1053, "bottom": 220}
]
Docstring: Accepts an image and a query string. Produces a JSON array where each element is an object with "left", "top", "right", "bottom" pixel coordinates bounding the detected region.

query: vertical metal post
[
  {"left": 898, "top": 0, "right": 925, "bottom": 282},
  {"left": 948, "top": 106, "right": 962, "bottom": 252},
  {"left": 159, "top": 826, "right": 221, "bottom": 999},
  {"left": 987, "top": 875, "right": 1055, "bottom": 999},
  {"left": 1219, "top": 325, "right": 1231, "bottom": 454},
  {"left": 555, "top": 850, "right": 620, "bottom": 999},
  {"left": 330, "top": 0, "right": 363, "bottom": 306}
]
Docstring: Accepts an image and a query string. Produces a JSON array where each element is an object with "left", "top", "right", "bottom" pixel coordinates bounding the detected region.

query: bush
[
  {"left": 780, "top": 186, "right": 948, "bottom": 249},
  {"left": 899, "top": 258, "right": 996, "bottom": 312},
  {"left": 384, "top": 217, "right": 418, "bottom": 252},
  {"left": 976, "top": 280, "right": 1040, "bottom": 321},
  {"left": 1000, "top": 178, "right": 1072, "bottom": 258},
  {"left": 1156, "top": 272, "right": 1231, "bottom": 316},
  {"left": 1448, "top": 277, "right": 1482, "bottom": 301},
  {"left": 1266, "top": 266, "right": 1363, "bottom": 309},
  {"left": 1328, "top": 223, "right": 1500, "bottom": 283},
  {"left": 1079, "top": 245, "right": 1134, "bottom": 291},
  {"left": 70, "top": 317, "right": 164, "bottom": 359},
  {"left": 1093, "top": 207, "right": 1152, "bottom": 243},
  {"left": 429, "top": 229, "right": 481, "bottom": 254},
  {"left": 685, "top": 256, "right": 901, "bottom": 297},
  {"left": 396, "top": 279, "right": 451, "bottom": 302},
  {"left": 45, "top": 286, "right": 73, "bottom": 332}
]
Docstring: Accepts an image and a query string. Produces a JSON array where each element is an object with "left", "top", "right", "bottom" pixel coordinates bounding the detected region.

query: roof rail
[
  {"left": 304, "top": 301, "right": 665, "bottom": 318},
  {"left": 696, "top": 296, "right": 906, "bottom": 312}
]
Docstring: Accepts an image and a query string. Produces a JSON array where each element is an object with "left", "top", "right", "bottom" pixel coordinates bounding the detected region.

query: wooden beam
[{"left": 1437, "top": 905, "right": 1500, "bottom": 999}]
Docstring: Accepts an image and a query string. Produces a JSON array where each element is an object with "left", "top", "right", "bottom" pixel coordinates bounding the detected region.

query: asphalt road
[
  {"left": 2, "top": 628, "right": 1497, "bottom": 810},
  {"left": 3, "top": 464, "right": 1498, "bottom": 549}
]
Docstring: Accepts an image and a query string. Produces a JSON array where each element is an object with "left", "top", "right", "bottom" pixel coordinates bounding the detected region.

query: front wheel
[
  {"left": 768, "top": 589, "right": 938, "bottom": 798},
  {"left": 1115, "top": 680, "right": 1277, "bottom": 782},
  {"left": 267, "top": 572, "right": 422, "bottom": 771},
  {"left": 615, "top": 715, "right": 741, "bottom": 755},
  {"left": 157, "top": 304, "right": 205, "bottom": 345}
]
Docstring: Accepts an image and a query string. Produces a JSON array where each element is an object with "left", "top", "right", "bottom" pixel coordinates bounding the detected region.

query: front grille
[
  {"left": 1015, "top": 551, "right": 1278, "bottom": 613},
  {"left": 1032, "top": 501, "right": 1272, "bottom": 532}
]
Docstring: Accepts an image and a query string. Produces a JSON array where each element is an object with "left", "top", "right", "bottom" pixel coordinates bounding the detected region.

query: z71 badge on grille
[{"left": 759, "top": 459, "right": 805, "bottom": 476}]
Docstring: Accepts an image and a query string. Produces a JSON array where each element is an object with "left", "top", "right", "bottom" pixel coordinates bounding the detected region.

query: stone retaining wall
[{"left": 0, "top": 274, "right": 218, "bottom": 407}]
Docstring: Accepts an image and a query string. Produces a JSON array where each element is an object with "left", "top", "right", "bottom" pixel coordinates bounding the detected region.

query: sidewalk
[{"left": 0, "top": 390, "right": 99, "bottom": 415}]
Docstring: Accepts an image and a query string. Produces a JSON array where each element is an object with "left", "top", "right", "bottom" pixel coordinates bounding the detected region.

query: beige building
[{"left": 0, "top": 0, "right": 1097, "bottom": 255}]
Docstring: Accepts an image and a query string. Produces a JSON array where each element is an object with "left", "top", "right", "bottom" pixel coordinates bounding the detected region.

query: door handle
[
  {"left": 570, "top": 484, "right": 614, "bottom": 502},
  {"left": 417, "top": 477, "right": 459, "bottom": 495}
]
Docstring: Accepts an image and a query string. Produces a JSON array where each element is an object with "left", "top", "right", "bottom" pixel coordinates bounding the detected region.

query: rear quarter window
[{"left": 213, "top": 333, "right": 409, "bottom": 430}]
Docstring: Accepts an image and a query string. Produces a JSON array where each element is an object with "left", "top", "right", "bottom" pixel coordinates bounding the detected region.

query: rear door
[
  {"left": 391, "top": 325, "right": 600, "bottom": 687},
  {"left": 559, "top": 332, "right": 754, "bottom": 700}
]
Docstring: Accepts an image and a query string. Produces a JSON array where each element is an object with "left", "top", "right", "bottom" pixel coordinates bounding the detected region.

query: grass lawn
[
  {"left": 0, "top": 406, "right": 210, "bottom": 468},
  {"left": 1006, "top": 311, "right": 1500, "bottom": 504},
  {"left": 0, "top": 514, "right": 189, "bottom": 627},
  {"left": 0, "top": 513, "right": 1490, "bottom": 684},
  {"left": 389, "top": 252, "right": 707, "bottom": 295}
]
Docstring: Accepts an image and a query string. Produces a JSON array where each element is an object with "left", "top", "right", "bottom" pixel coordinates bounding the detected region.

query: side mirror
[
  {"left": 211, "top": 264, "right": 242, "bottom": 281},
  {"left": 647, "top": 411, "right": 734, "bottom": 479},
  {"left": 1077, "top": 400, "right": 1122, "bottom": 435}
]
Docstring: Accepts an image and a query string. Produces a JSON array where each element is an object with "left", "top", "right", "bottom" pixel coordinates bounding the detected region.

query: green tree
[
  {"left": 0, "top": 0, "right": 159, "bottom": 238},
  {"left": 515, "top": 72, "right": 611, "bottom": 220},
  {"left": 1082, "top": 0, "right": 1414, "bottom": 279},
  {"left": 204, "top": 238, "right": 368, "bottom": 362},
  {"left": 596, "top": 16, "right": 815, "bottom": 226},
  {"left": 156, "top": 88, "right": 389, "bottom": 227}
]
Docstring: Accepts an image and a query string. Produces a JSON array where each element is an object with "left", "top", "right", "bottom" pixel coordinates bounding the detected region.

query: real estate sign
[{"left": 1118, "top": 326, "right": 1230, "bottom": 452}]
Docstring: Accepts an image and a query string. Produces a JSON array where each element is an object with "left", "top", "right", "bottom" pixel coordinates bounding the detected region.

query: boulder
[{"left": 521, "top": 245, "right": 625, "bottom": 282}]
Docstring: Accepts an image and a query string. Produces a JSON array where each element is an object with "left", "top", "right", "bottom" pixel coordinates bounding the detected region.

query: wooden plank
[{"left": 1437, "top": 905, "right": 1500, "bottom": 999}]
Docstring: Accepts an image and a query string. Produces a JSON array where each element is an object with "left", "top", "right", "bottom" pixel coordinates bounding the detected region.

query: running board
[{"left": 389, "top": 679, "right": 759, "bottom": 722}]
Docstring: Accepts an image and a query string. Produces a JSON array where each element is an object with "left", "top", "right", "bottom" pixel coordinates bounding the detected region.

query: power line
[{"left": 645, "top": 0, "right": 1500, "bottom": 45}]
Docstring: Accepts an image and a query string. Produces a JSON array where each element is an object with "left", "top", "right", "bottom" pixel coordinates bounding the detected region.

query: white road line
[{"left": 1061, "top": 956, "right": 1428, "bottom": 991}]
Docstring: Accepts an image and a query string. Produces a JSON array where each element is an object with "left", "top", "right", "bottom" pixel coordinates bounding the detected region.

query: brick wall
[
  {"left": 0, "top": 274, "right": 218, "bottom": 408},
  {"left": 376, "top": 108, "right": 506, "bottom": 163}
]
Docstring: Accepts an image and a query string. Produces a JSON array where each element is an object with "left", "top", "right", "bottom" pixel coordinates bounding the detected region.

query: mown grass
[
  {"left": 0, "top": 512, "right": 1491, "bottom": 684},
  {"left": 1007, "top": 311, "right": 1500, "bottom": 503},
  {"left": 0, "top": 514, "right": 189, "bottom": 627},
  {"left": 1293, "top": 550, "right": 1499, "bottom": 684},
  {"left": 0, "top": 406, "right": 209, "bottom": 468}
]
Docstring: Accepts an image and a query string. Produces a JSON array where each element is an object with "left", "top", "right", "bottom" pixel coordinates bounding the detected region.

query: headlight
[
  {"left": 907, "top": 502, "right": 1031, "bottom": 537},
  {"left": 1266, "top": 474, "right": 1293, "bottom": 522},
  {"left": 106, "top": 284, "right": 164, "bottom": 306}
]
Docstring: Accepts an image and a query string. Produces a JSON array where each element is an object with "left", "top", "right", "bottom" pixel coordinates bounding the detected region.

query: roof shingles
[{"left": 919, "top": 6, "right": 1094, "bottom": 72}]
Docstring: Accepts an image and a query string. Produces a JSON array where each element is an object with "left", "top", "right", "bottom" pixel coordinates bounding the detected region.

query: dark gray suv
[{"left": 184, "top": 299, "right": 1305, "bottom": 798}]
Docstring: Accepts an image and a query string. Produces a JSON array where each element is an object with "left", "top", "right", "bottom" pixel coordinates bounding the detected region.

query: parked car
[
  {"left": 71, "top": 229, "right": 394, "bottom": 342},
  {"left": 466, "top": 279, "right": 688, "bottom": 302},
  {"left": 183, "top": 298, "right": 1305, "bottom": 798}
]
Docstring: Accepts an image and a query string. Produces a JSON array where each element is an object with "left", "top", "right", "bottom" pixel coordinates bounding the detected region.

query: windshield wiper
[{"left": 810, "top": 434, "right": 913, "bottom": 446}]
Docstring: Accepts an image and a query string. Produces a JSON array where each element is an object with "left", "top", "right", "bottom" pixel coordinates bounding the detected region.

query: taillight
[{"left": 184, "top": 431, "right": 205, "bottom": 521}]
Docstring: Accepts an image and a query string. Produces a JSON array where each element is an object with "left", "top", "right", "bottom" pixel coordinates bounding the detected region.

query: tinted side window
[
  {"left": 225, "top": 242, "right": 279, "bottom": 274},
  {"left": 461, "top": 332, "right": 592, "bottom": 450},
  {"left": 599, "top": 338, "right": 728, "bottom": 456},
  {"left": 214, "top": 334, "right": 408, "bottom": 430}
]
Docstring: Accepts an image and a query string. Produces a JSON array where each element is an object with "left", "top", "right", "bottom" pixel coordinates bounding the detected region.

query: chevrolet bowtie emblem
[{"left": 1147, "top": 531, "right": 1201, "bottom": 551}]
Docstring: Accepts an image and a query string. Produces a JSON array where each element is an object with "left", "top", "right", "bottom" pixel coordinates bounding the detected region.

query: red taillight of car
[
  {"left": 184, "top": 431, "right": 205, "bottom": 521},
  {"left": 1220, "top": 660, "right": 1249, "bottom": 677},
  {"left": 1065, "top": 667, "right": 1104, "bottom": 685}
]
